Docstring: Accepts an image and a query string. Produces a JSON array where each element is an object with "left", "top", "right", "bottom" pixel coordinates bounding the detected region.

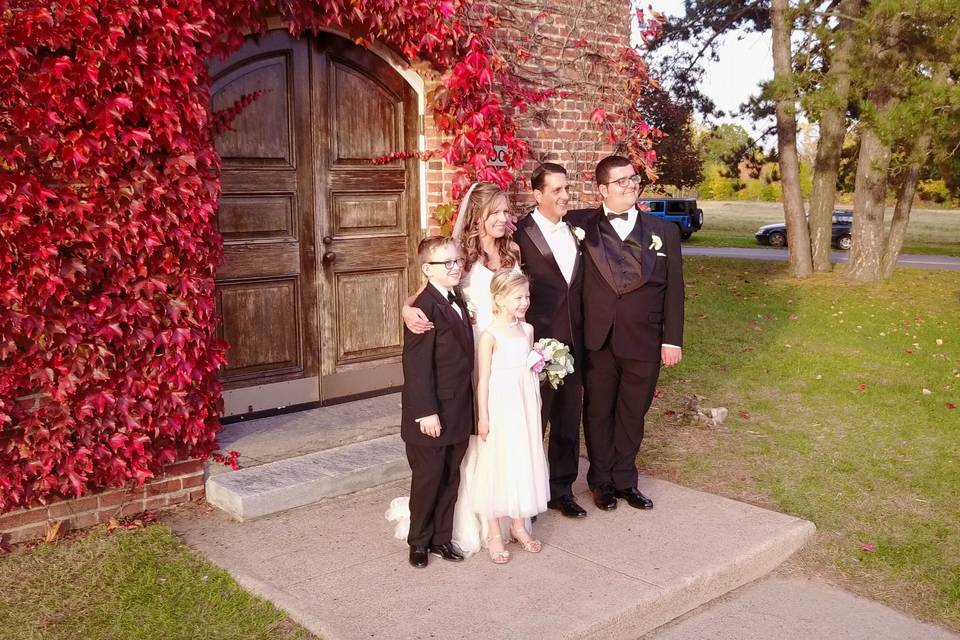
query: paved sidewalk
[
  {"left": 645, "top": 575, "right": 959, "bottom": 640},
  {"left": 167, "top": 466, "right": 813, "bottom": 640}
]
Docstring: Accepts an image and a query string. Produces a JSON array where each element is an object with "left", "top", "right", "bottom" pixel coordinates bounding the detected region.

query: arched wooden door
[{"left": 211, "top": 30, "right": 419, "bottom": 416}]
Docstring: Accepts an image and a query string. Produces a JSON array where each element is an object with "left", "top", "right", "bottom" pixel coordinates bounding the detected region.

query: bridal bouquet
[{"left": 528, "top": 338, "right": 575, "bottom": 389}]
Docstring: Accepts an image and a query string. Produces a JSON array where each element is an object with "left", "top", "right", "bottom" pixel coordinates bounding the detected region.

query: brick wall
[
  {"left": 0, "top": 458, "right": 205, "bottom": 545},
  {"left": 423, "top": 0, "right": 633, "bottom": 232}
]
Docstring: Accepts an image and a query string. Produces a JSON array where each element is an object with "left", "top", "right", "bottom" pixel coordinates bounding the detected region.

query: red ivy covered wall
[
  {"left": 0, "top": 1, "right": 229, "bottom": 511},
  {"left": 0, "top": 0, "right": 660, "bottom": 513}
]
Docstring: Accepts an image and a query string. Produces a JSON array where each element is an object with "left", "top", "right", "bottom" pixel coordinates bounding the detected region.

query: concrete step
[
  {"left": 171, "top": 461, "right": 816, "bottom": 640},
  {"left": 209, "top": 393, "right": 402, "bottom": 477},
  {"left": 205, "top": 433, "right": 409, "bottom": 521}
]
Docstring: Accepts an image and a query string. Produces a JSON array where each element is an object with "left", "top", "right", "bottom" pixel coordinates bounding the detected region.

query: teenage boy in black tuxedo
[
  {"left": 400, "top": 236, "right": 474, "bottom": 568},
  {"left": 513, "top": 163, "right": 588, "bottom": 519},
  {"left": 566, "top": 155, "right": 685, "bottom": 512}
]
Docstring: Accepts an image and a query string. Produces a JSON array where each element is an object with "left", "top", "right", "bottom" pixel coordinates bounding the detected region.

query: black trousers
[
  {"left": 582, "top": 341, "right": 661, "bottom": 491},
  {"left": 405, "top": 440, "right": 469, "bottom": 547},
  {"left": 540, "top": 366, "right": 582, "bottom": 499}
]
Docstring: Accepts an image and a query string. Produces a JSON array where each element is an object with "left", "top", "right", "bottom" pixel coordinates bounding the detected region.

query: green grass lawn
[
  {"left": 689, "top": 201, "right": 960, "bottom": 256},
  {"left": 0, "top": 524, "right": 315, "bottom": 640},
  {"left": 641, "top": 256, "right": 960, "bottom": 630}
]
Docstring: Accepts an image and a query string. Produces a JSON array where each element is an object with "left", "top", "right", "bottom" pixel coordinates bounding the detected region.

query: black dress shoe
[
  {"left": 615, "top": 487, "right": 654, "bottom": 510},
  {"left": 592, "top": 487, "right": 618, "bottom": 511},
  {"left": 428, "top": 542, "right": 465, "bottom": 562},
  {"left": 409, "top": 545, "right": 429, "bottom": 568},
  {"left": 547, "top": 495, "right": 588, "bottom": 518}
]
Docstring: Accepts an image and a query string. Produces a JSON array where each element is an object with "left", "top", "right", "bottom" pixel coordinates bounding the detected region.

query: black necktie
[{"left": 606, "top": 210, "right": 629, "bottom": 222}]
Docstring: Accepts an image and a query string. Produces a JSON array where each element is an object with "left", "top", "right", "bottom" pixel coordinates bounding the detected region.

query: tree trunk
[
  {"left": 771, "top": 0, "right": 813, "bottom": 278},
  {"left": 808, "top": 0, "right": 861, "bottom": 272},
  {"left": 881, "top": 132, "right": 932, "bottom": 279},
  {"left": 844, "top": 114, "right": 893, "bottom": 283}
]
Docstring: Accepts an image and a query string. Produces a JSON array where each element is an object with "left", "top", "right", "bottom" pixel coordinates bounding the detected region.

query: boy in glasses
[{"left": 400, "top": 236, "right": 474, "bottom": 568}]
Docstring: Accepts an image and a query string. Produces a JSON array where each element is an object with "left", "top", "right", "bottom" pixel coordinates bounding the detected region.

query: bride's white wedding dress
[{"left": 386, "top": 260, "right": 547, "bottom": 556}]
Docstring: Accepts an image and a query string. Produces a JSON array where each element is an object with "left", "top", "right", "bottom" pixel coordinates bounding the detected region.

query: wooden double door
[{"left": 210, "top": 30, "right": 420, "bottom": 415}]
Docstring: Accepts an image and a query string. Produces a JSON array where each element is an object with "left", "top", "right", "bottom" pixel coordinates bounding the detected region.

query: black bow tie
[
  {"left": 447, "top": 291, "right": 459, "bottom": 306},
  {"left": 606, "top": 210, "right": 629, "bottom": 222}
]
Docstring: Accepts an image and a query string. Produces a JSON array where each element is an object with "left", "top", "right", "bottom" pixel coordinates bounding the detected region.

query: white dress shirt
[
  {"left": 429, "top": 281, "right": 462, "bottom": 319},
  {"left": 602, "top": 204, "right": 639, "bottom": 241},
  {"left": 531, "top": 209, "right": 577, "bottom": 284}
]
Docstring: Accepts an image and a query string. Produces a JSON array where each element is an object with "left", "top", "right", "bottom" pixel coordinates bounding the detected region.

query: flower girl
[{"left": 470, "top": 269, "right": 550, "bottom": 563}]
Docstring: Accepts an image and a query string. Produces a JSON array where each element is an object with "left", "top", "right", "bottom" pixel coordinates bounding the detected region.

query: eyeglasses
[
  {"left": 426, "top": 258, "right": 466, "bottom": 270},
  {"left": 603, "top": 174, "right": 641, "bottom": 189}
]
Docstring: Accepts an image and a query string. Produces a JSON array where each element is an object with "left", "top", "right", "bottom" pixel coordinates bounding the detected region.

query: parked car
[
  {"left": 638, "top": 197, "right": 704, "bottom": 240},
  {"left": 755, "top": 210, "right": 854, "bottom": 250}
]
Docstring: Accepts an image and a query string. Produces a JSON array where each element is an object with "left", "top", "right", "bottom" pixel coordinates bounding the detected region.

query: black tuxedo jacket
[
  {"left": 565, "top": 206, "right": 684, "bottom": 362},
  {"left": 514, "top": 213, "right": 585, "bottom": 365},
  {"left": 400, "top": 284, "right": 475, "bottom": 447}
]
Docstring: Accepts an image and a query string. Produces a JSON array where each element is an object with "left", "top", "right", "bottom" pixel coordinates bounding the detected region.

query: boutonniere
[
  {"left": 466, "top": 300, "right": 478, "bottom": 324},
  {"left": 569, "top": 224, "right": 585, "bottom": 243},
  {"left": 649, "top": 234, "right": 663, "bottom": 251}
]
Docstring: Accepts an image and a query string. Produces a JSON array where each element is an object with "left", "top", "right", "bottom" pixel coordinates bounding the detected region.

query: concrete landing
[
  {"left": 644, "top": 575, "right": 959, "bottom": 640},
  {"left": 205, "top": 433, "right": 409, "bottom": 521},
  {"left": 169, "top": 465, "right": 815, "bottom": 640}
]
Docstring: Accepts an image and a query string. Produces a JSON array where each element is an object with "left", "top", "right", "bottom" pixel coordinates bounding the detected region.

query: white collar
[
  {"left": 602, "top": 203, "right": 638, "bottom": 218},
  {"left": 532, "top": 208, "right": 567, "bottom": 232},
  {"left": 429, "top": 281, "right": 452, "bottom": 299}
]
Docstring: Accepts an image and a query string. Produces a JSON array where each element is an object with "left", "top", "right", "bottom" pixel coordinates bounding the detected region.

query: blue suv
[{"left": 637, "top": 198, "right": 704, "bottom": 240}]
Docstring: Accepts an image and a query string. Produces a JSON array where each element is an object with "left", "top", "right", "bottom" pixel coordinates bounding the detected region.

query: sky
[{"left": 637, "top": 0, "right": 775, "bottom": 140}]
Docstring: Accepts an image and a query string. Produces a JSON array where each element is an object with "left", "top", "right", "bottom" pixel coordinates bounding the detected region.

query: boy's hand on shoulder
[
  {"left": 402, "top": 305, "right": 433, "bottom": 334},
  {"left": 477, "top": 418, "right": 489, "bottom": 442},
  {"left": 419, "top": 414, "right": 442, "bottom": 438}
]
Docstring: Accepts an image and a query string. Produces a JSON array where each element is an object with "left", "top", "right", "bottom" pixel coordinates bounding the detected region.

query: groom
[
  {"left": 566, "top": 155, "right": 684, "bottom": 512},
  {"left": 514, "top": 163, "right": 588, "bottom": 519}
]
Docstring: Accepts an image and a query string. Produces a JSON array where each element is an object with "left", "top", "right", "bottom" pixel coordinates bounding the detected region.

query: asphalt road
[{"left": 683, "top": 246, "right": 960, "bottom": 271}]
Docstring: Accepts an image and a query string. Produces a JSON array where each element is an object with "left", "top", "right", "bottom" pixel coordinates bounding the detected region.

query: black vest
[{"left": 598, "top": 217, "right": 646, "bottom": 294}]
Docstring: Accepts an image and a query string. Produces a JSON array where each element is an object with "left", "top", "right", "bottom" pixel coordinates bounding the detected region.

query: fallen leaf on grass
[
  {"left": 663, "top": 410, "right": 676, "bottom": 417},
  {"left": 936, "top": 338, "right": 944, "bottom": 346},
  {"left": 788, "top": 314, "right": 798, "bottom": 320},
  {"left": 45, "top": 520, "right": 66, "bottom": 543},
  {"left": 947, "top": 403, "right": 957, "bottom": 410},
  {"left": 653, "top": 388, "right": 663, "bottom": 399},
  {"left": 922, "top": 388, "right": 932, "bottom": 395},
  {"left": 861, "top": 543, "right": 877, "bottom": 553},
  {"left": 737, "top": 410, "right": 751, "bottom": 420},
  {"left": 856, "top": 383, "right": 867, "bottom": 392}
]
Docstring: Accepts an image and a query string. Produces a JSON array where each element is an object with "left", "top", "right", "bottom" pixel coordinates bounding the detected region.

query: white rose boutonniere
[
  {"left": 569, "top": 224, "right": 585, "bottom": 242},
  {"left": 649, "top": 234, "right": 663, "bottom": 251},
  {"left": 466, "top": 300, "right": 478, "bottom": 324}
]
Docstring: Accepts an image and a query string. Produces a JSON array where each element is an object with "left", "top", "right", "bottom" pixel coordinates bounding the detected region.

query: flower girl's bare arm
[{"left": 475, "top": 332, "right": 495, "bottom": 442}]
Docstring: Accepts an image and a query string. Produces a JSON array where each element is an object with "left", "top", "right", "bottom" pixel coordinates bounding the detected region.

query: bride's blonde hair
[
  {"left": 457, "top": 182, "right": 519, "bottom": 272},
  {"left": 490, "top": 269, "right": 529, "bottom": 316}
]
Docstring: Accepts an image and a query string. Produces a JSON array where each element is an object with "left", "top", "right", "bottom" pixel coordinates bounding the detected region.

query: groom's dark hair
[
  {"left": 595, "top": 155, "right": 633, "bottom": 186},
  {"left": 531, "top": 162, "right": 567, "bottom": 192}
]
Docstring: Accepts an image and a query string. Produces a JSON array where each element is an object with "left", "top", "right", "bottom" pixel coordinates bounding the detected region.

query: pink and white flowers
[{"left": 529, "top": 338, "right": 575, "bottom": 389}]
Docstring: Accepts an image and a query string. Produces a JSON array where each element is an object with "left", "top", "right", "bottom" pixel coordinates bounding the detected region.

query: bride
[{"left": 387, "top": 182, "right": 537, "bottom": 558}]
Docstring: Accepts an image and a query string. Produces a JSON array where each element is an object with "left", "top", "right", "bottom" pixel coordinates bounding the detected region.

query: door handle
[{"left": 323, "top": 251, "right": 337, "bottom": 264}]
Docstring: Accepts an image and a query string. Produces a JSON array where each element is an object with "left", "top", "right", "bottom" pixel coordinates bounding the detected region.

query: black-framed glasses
[
  {"left": 603, "top": 174, "right": 641, "bottom": 188},
  {"left": 426, "top": 258, "right": 466, "bottom": 270}
]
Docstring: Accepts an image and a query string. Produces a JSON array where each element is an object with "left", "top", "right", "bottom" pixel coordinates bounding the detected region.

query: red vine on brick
[{"left": 1, "top": 0, "right": 660, "bottom": 512}]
